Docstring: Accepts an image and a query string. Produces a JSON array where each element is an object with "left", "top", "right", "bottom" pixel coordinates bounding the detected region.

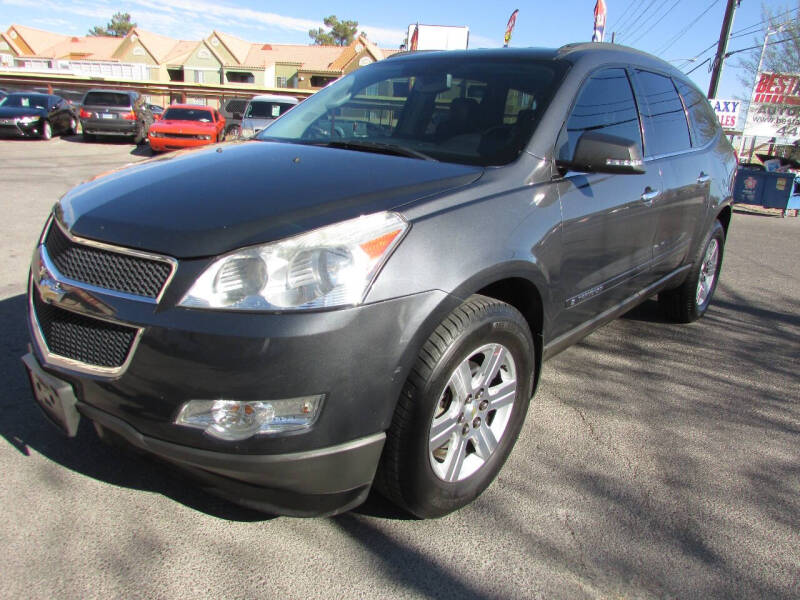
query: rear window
[{"left": 83, "top": 92, "right": 132, "bottom": 107}]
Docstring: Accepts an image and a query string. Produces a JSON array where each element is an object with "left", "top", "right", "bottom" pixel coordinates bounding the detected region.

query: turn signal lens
[
  {"left": 123, "top": 111, "right": 136, "bottom": 120},
  {"left": 79, "top": 108, "right": 91, "bottom": 118},
  {"left": 175, "top": 395, "right": 324, "bottom": 440}
]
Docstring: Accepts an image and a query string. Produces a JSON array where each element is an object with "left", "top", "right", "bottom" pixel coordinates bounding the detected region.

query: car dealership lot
[{"left": 1, "top": 138, "right": 798, "bottom": 599}]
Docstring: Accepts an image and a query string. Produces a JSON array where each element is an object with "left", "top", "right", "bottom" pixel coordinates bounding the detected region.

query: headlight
[
  {"left": 18, "top": 116, "right": 39, "bottom": 124},
  {"left": 175, "top": 395, "right": 323, "bottom": 440},
  {"left": 179, "top": 211, "right": 408, "bottom": 311},
  {"left": 199, "top": 134, "right": 211, "bottom": 140},
  {"left": 149, "top": 131, "right": 164, "bottom": 138}
]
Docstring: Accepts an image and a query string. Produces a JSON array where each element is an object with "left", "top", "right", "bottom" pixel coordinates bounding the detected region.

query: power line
[
  {"left": 615, "top": 2, "right": 653, "bottom": 37},
  {"left": 629, "top": 0, "right": 686, "bottom": 46},
  {"left": 654, "top": 0, "right": 722, "bottom": 56},
  {"left": 617, "top": 0, "right": 659, "bottom": 40},
  {"left": 683, "top": 36, "right": 794, "bottom": 75},
  {"left": 608, "top": 0, "right": 638, "bottom": 33}
]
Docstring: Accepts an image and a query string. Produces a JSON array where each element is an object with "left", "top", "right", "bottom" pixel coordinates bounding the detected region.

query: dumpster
[{"left": 734, "top": 169, "right": 799, "bottom": 215}]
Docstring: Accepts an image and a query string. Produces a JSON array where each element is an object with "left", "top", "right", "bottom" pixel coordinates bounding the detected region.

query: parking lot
[{"left": 1, "top": 136, "right": 798, "bottom": 599}]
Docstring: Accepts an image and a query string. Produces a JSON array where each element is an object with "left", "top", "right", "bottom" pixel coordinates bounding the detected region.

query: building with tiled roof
[{"left": 0, "top": 23, "right": 400, "bottom": 97}]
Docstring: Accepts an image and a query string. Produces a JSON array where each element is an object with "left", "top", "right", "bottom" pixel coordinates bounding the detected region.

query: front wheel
[
  {"left": 659, "top": 219, "right": 725, "bottom": 323},
  {"left": 68, "top": 117, "right": 78, "bottom": 135},
  {"left": 377, "top": 295, "right": 535, "bottom": 518},
  {"left": 41, "top": 120, "right": 52, "bottom": 140},
  {"left": 133, "top": 122, "right": 146, "bottom": 145}
]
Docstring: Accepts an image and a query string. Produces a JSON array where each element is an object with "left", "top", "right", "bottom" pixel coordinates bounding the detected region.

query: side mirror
[{"left": 560, "top": 131, "right": 645, "bottom": 175}]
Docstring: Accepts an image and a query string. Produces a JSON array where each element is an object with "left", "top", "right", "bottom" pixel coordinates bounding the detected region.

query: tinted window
[
  {"left": 246, "top": 101, "right": 296, "bottom": 118},
  {"left": 634, "top": 70, "right": 691, "bottom": 156},
  {"left": 260, "top": 56, "right": 569, "bottom": 167},
  {"left": 675, "top": 79, "right": 719, "bottom": 147},
  {"left": 83, "top": 92, "right": 131, "bottom": 107},
  {"left": 557, "top": 68, "right": 642, "bottom": 162}
]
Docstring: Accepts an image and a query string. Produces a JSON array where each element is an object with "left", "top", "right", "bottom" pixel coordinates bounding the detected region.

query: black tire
[
  {"left": 68, "top": 117, "right": 78, "bottom": 135},
  {"left": 41, "top": 120, "right": 52, "bottom": 140},
  {"left": 659, "top": 219, "right": 725, "bottom": 323},
  {"left": 226, "top": 125, "right": 241, "bottom": 140},
  {"left": 377, "top": 295, "right": 535, "bottom": 518},
  {"left": 82, "top": 132, "right": 95, "bottom": 142}
]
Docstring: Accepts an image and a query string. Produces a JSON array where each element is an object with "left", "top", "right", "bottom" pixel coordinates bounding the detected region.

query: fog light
[{"left": 175, "top": 395, "right": 323, "bottom": 441}]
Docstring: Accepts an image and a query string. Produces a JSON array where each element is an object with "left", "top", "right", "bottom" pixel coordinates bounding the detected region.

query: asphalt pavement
[{"left": 1, "top": 136, "right": 798, "bottom": 599}]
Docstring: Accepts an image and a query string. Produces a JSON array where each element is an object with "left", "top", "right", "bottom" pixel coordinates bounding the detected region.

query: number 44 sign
[{"left": 710, "top": 99, "right": 741, "bottom": 131}]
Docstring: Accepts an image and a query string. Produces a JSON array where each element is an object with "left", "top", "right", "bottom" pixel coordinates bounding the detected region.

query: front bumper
[
  {"left": 26, "top": 229, "right": 454, "bottom": 513},
  {"left": 0, "top": 120, "right": 44, "bottom": 137},
  {"left": 149, "top": 136, "right": 214, "bottom": 152}
]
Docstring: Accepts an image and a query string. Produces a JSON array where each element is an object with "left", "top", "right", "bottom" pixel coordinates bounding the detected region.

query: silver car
[{"left": 239, "top": 94, "right": 298, "bottom": 138}]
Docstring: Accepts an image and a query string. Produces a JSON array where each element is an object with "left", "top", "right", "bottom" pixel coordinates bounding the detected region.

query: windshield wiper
[{"left": 310, "top": 140, "right": 437, "bottom": 161}]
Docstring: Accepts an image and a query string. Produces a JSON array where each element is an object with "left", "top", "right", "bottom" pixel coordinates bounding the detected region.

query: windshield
[
  {"left": 0, "top": 94, "right": 48, "bottom": 110},
  {"left": 83, "top": 92, "right": 131, "bottom": 107},
  {"left": 163, "top": 108, "right": 214, "bottom": 122},
  {"left": 246, "top": 101, "right": 296, "bottom": 119},
  {"left": 257, "top": 54, "right": 568, "bottom": 166}
]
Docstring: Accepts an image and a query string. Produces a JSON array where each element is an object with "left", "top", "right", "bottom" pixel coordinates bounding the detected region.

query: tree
[
  {"left": 88, "top": 12, "right": 136, "bottom": 37},
  {"left": 736, "top": 2, "right": 800, "bottom": 91},
  {"left": 309, "top": 15, "right": 360, "bottom": 46}
]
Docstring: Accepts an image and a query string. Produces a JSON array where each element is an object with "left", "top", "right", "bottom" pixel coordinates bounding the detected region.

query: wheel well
[
  {"left": 477, "top": 278, "right": 544, "bottom": 391},
  {"left": 717, "top": 205, "right": 732, "bottom": 237}
]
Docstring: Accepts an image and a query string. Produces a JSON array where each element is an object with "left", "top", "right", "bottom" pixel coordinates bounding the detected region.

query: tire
[
  {"left": 659, "top": 219, "right": 725, "bottom": 323},
  {"left": 68, "top": 117, "right": 78, "bottom": 135},
  {"left": 41, "top": 120, "right": 52, "bottom": 140},
  {"left": 377, "top": 295, "right": 535, "bottom": 518},
  {"left": 226, "top": 125, "right": 241, "bottom": 140}
]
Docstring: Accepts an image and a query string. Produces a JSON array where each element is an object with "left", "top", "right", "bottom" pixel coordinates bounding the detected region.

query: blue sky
[{"left": 0, "top": 0, "right": 787, "bottom": 99}]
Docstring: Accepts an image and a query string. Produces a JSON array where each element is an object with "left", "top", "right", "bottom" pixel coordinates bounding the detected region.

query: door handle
[
  {"left": 641, "top": 187, "right": 660, "bottom": 204},
  {"left": 697, "top": 172, "right": 711, "bottom": 184}
]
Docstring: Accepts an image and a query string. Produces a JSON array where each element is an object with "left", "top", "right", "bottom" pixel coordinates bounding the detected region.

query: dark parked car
[
  {"left": 218, "top": 97, "right": 249, "bottom": 140},
  {"left": 0, "top": 92, "right": 78, "bottom": 139},
  {"left": 79, "top": 89, "right": 153, "bottom": 143},
  {"left": 23, "top": 44, "right": 735, "bottom": 518}
]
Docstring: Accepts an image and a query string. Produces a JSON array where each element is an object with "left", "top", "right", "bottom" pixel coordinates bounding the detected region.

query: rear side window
[
  {"left": 674, "top": 79, "right": 719, "bottom": 147},
  {"left": 557, "top": 68, "right": 642, "bottom": 162},
  {"left": 634, "top": 70, "right": 691, "bottom": 156},
  {"left": 83, "top": 92, "right": 131, "bottom": 107},
  {"left": 246, "top": 101, "right": 295, "bottom": 118}
]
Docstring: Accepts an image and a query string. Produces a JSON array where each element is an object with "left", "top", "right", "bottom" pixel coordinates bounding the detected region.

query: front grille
[
  {"left": 164, "top": 132, "right": 204, "bottom": 139},
  {"left": 45, "top": 223, "right": 172, "bottom": 299},
  {"left": 33, "top": 291, "right": 138, "bottom": 369}
]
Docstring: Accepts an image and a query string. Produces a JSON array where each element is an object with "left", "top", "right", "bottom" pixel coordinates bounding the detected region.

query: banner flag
[
  {"left": 592, "top": 0, "right": 607, "bottom": 42},
  {"left": 410, "top": 23, "right": 419, "bottom": 51},
  {"left": 504, "top": 9, "right": 519, "bottom": 47}
]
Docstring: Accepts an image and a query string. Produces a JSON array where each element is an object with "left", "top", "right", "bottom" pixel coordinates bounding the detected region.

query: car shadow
[{"left": 0, "top": 293, "right": 270, "bottom": 522}]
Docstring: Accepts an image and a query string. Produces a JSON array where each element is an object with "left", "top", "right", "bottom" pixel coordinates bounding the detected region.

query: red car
[{"left": 148, "top": 104, "right": 225, "bottom": 152}]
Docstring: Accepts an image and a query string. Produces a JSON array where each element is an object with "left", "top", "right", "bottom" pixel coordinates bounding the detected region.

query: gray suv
[
  {"left": 23, "top": 44, "right": 735, "bottom": 518},
  {"left": 79, "top": 89, "right": 153, "bottom": 143}
]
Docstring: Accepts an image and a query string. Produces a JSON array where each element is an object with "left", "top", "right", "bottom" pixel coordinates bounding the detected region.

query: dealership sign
[
  {"left": 743, "top": 71, "right": 800, "bottom": 144},
  {"left": 710, "top": 99, "right": 741, "bottom": 130}
]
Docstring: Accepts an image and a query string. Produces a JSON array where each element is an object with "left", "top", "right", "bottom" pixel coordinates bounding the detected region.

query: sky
[{"left": 0, "top": 0, "right": 791, "bottom": 100}]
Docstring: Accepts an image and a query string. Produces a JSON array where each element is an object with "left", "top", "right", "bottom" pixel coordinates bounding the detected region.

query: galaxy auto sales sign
[
  {"left": 710, "top": 99, "right": 741, "bottom": 130},
  {"left": 743, "top": 71, "right": 800, "bottom": 144}
]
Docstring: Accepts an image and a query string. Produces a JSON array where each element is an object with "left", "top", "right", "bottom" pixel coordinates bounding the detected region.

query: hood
[
  {"left": 150, "top": 120, "right": 216, "bottom": 133},
  {"left": 59, "top": 141, "right": 483, "bottom": 258},
  {"left": 0, "top": 106, "right": 45, "bottom": 118}
]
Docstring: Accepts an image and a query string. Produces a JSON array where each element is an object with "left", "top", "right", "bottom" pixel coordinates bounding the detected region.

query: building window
[
  {"left": 194, "top": 70, "right": 204, "bottom": 84},
  {"left": 276, "top": 76, "right": 288, "bottom": 88},
  {"left": 226, "top": 71, "right": 255, "bottom": 84},
  {"left": 311, "top": 75, "right": 336, "bottom": 88},
  {"left": 168, "top": 68, "right": 184, "bottom": 82}
]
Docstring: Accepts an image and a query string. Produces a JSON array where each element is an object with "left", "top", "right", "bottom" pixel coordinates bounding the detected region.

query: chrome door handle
[
  {"left": 641, "top": 187, "right": 660, "bottom": 204},
  {"left": 697, "top": 172, "right": 711, "bottom": 184}
]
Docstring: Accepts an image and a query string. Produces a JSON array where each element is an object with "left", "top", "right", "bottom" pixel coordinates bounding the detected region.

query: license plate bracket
[{"left": 22, "top": 353, "right": 80, "bottom": 437}]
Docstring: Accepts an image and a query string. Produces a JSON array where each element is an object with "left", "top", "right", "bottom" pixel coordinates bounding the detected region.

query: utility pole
[{"left": 707, "top": 0, "right": 740, "bottom": 99}]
